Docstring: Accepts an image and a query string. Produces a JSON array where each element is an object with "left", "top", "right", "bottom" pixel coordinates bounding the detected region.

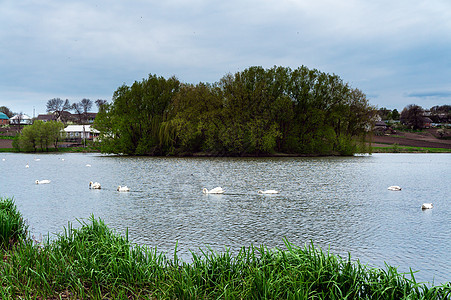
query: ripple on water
[{"left": 1, "top": 153, "right": 450, "bottom": 284}]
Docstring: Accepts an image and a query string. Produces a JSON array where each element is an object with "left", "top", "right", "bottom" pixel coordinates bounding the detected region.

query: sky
[{"left": 1, "top": 0, "right": 450, "bottom": 117}]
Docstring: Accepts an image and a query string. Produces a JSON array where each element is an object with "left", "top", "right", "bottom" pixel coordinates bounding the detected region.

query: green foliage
[
  {"left": 0, "top": 197, "right": 28, "bottom": 250},
  {"left": 94, "top": 74, "right": 180, "bottom": 155},
  {"left": 1, "top": 217, "right": 449, "bottom": 299},
  {"left": 13, "top": 121, "right": 65, "bottom": 152},
  {"left": 94, "top": 66, "right": 376, "bottom": 156}
]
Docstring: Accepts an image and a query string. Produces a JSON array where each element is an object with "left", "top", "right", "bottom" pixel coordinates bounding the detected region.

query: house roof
[
  {"left": 64, "top": 125, "right": 99, "bottom": 133},
  {"left": 0, "top": 112, "right": 9, "bottom": 120},
  {"left": 37, "top": 114, "right": 57, "bottom": 121},
  {"left": 10, "top": 114, "right": 32, "bottom": 120}
]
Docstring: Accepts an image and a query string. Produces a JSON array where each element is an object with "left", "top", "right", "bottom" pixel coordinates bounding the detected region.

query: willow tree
[
  {"left": 159, "top": 82, "right": 224, "bottom": 153},
  {"left": 94, "top": 74, "right": 180, "bottom": 155}
]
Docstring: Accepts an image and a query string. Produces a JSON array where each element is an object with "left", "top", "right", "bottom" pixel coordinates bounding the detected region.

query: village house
[
  {"left": 63, "top": 125, "right": 100, "bottom": 142},
  {"left": 36, "top": 114, "right": 57, "bottom": 122},
  {"left": 36, "top": 112, "right": 97, "bottom": 124},
  {"left": 9, "top": 114, "right": 33, "bottom": 125},
  {"left": 0, "top": 112, "right": 9, "bottom": 125}
]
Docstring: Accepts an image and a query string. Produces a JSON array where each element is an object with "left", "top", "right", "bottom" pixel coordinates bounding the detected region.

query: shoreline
[{"left": 2, "top": 131, "right": 451, "bottom": 154}]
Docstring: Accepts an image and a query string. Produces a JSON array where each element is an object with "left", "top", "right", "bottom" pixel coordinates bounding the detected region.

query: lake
[{"left": 0, "top": 153, "right": 449, "bottom": 285}]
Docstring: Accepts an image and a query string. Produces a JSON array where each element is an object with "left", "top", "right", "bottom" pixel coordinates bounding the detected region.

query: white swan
[
  {"left": 258, "top": 190, "right": 279, "bottom": 194},
  {"left": 421, "top": 203, "right": 433, "bottom": 210},
  {"left": 89, "top": 181, "right": 101, "bottom": 189},
  {"left": 387, "top": 186, "right": 402, "bottom": 191},
  {"left": 86, "top": 164, "right": 92, "bottom": 167},
  {"left": 26, "top": 163, "right": 29, "bottom": 168},
  {"left": 35, "top": 180, "right": 51, "bottom": 184},
  {"left": 117, "top": 185, "right": 130, "bottom": 192},
  {"left": 203, "top": 187, "right": 224, "bottom": 194}
]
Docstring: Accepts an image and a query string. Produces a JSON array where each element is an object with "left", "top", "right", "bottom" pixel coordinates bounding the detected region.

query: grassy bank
[
  {"left": 0, "top": 146, "right": 101, "bottom": 153},
  {"left": 1, "top": 199, "right": 450, "bottom": 299},
  {"left": 372, "top": 144, "right": 451, "bottom": 153}
]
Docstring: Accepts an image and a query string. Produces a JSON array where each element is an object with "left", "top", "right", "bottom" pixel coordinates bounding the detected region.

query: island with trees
[{"left": 94, "top": 65, "right": 375, "bottom": 156}]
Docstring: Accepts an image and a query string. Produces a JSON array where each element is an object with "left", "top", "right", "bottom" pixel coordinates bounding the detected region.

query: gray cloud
[
  {"left": 407, "top": 91, "right": 451, "bottom": 98},
  {"left": 1, "top": 0, "right": 451, "bottom": 115}
]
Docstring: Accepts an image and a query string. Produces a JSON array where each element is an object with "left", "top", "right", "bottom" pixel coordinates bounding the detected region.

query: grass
[
  {"left": 372, "top": 144, "right": 451, "bottom": 153},
  {"left": 0, "top": 198, "right": 28, "bottom": 250},
  {"left": 0, "top": 213, "right": 449, "bottom": 299},
  {"left": 0, "top": 146, "right": 101, "bottom": 153}
]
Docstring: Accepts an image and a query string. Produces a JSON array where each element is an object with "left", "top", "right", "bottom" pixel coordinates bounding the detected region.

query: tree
[
  {"left": 378, "top": 107, "right": 392, "bottom": 120},
  {"left": 46, "top": 98, "right": 71, "bottom": 122},
  {"left": 400, "top": 104, "right": 425, "bottom": 129},
  {"left": 95, "top": 99, "right": 108, "bottom": 111},
  {"left": 14, "top": 121, "right": 65, "bottom": 152},
  {"left": 430, "top": 105, "right": 451, "bottom": 123},
  {"left": 94, "top": 74, "right": 180, "bottom": 155},
  {"left": 391, "top": 109, "right": 400, "bottom": 120},
  {"left": 71, "top": 102, "right": 84, "bottom": 123},
  {"left": 0, "top": 106, "right": 14, "bottom": 118},
  {"left": 81, "top": 98, "right": 93, "bottom": 113},
  {"left": 70, "top": 99, "right": 93, "bottom": 124}
]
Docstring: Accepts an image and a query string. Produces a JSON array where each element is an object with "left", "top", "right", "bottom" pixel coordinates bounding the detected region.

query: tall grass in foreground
[
  {"left": 1, "top": 216, "right": 449, "bottom": 299},
  {"left": 0, "top": 197, "right": 28, "bottom": 250}
]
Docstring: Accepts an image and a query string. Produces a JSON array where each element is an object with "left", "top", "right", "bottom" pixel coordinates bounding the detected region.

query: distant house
[
  {"left": 9, "top": 114, "right": 33, "bottom": 125},
  {"left": 63, "top": 125, "right": 100, "bottom": 141},
  {"left": 423, "top": 117, "right": 433, "bottom": 128},
  {"left": 375, "top": 120, "right": 388, "bottom": 129},
  {"left": 38, "top": 112, "right": 97, "bottom": 124},
  {"left": 36, "top": 114, "right": 57, "bottom": 122},
  {"left": 85, "top": 113, "right": 97, "bottom": 124},
  {"left": 0, "top": 112, "right": 9, "bottom": 125}
]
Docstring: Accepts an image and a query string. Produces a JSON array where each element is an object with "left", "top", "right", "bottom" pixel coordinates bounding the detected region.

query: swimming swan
[
  {"left": 421, "top": 203, "right": 433, "bottom": 209},
  {"left": 117, "top": 186, "right": 130, "bottom": 192},
  {"left": 89, "top": 181, "right": 101, "bottom": 189},
  {"left": 203, "top": 187, "right": 224, "bottom": 194},
  {"left": 258, "top": 190, "right": 279, "bottom": 194},
  {"left": 35, "top": 180, "right": 51, "bottom": 184},
  {"left": 387, "top": 186, "right": 402, "bottom": 191}
]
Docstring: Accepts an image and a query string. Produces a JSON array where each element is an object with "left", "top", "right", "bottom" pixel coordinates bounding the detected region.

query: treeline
[
  {"left": 45, "top": 98, "right": 107, "bottom": 123},
  {"left": 94, "top": 66, "right": 375, "bottom": 156},
  {"left": 378, "top": 105, "right": 450, "bottom": 125}
]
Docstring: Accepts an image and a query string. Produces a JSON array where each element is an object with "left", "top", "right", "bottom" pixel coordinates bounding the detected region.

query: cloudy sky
[{"left": 1, "top": 0, "right": 450, "bottom": 117}]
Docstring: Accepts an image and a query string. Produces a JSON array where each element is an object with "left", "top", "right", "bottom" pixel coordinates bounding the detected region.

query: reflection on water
[{"left": 0, "top": 153, "right": 450, "bottom": 284}]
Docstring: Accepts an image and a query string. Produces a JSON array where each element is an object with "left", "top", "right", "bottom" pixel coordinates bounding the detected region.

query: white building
[
  {"left": 9, "top": 114, "right": 33, "bottom": 125},
  {"left": 64, "top": 125, "right": 100, "bottom": 140}
]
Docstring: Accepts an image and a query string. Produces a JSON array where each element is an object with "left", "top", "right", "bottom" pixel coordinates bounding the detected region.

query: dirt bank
[
  {"left": 0, "top": 139, "right": 13, "bottom": 148},
  {"left": 372, "top": 128, "right": 451, "bottom": 149}
]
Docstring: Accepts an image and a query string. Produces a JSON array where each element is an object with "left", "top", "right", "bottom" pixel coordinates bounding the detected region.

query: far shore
[{"left": 2, "top": 128, "right": 451, "bottom": 154}]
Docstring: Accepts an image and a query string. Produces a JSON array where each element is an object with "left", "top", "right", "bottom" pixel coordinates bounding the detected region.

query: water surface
[{"left": 1, "top": 153, "right": 449, "bottom": 284}]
